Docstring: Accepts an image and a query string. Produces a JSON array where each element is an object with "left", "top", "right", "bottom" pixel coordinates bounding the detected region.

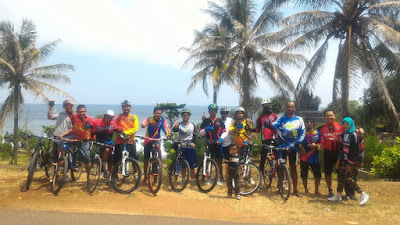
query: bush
[
  {"left": 363, "top": 135, "right": 386, "bottom": 168},
  {"left": 371, "top": 144, "right": 400, "bottom": 180}
]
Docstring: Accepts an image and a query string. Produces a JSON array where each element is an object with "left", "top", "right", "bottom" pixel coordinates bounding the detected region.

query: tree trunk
[
  {"left": 12, "top": 85, "right": 20, "bottom": 165},
  {"left": 241, "top": 59, "right": 251, "bottom": 114},
  {"left": 213, "top": 89, "right": 217, "bottom": 104}
]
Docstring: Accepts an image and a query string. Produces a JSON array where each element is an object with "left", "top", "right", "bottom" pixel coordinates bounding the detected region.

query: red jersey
[
  {"left": 90, "top": 118, "right": 116, "bottom": 142},
  {"left": 319, "top": 122, "right": 343, "bottom": 151},
  {"left": 255, "top": 113, "right": 279, "bottom": 140},
  {"left": 71, "top": 114, "right": 93, "bottom": 140}
]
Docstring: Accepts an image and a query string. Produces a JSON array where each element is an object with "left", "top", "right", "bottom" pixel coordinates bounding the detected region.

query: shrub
[
  {"left": 363, "top": 135, "right": 386, "bottom": 168},
  {"left": 371, "top": 144, "right": 400, "bottom": 180}
]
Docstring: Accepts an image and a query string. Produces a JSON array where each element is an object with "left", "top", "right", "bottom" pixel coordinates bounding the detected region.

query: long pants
[
  {"left": 337, "top": 161, "right": 362, "bottom": 194},
  {"left": 227, "top": 172, "right": 239, "bottom": 195}
]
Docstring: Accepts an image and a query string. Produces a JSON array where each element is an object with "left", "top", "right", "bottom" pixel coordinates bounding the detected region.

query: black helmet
[
  {"left": 220, "top": 106, "right": 230, "bottom": 113},
  {"left": 121, "top": 100, "right": 131, "bottom": 106},
  {"left": 181, "top": 109, "right": 191, "bottom": 116},
  {"left": 208, "top": 103, "right": 218, "bottom": 111}
]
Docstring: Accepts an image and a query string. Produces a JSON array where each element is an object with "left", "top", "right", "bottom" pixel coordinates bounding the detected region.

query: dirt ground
[{"left": 0, "top": 161, "right": 399, "bottom": 225}]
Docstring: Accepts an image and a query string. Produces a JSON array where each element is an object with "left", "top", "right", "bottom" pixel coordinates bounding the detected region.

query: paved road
[{"left": 0, "top": 208, "right": 264, "bottom": 225}]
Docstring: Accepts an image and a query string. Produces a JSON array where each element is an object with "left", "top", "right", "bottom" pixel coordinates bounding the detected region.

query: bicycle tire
[
  {"left": 239, "top": 162, "right": 261, "bottom": 196},
  {"left": 196, "top": 158, "right": 219, "bottom": 193},
  {"left": 52, "top": 156, "right": 68, "bottom": 194},
  {"left": 26, "top": 151, "right": 40, "bottom": 190},
  {"left": 148, "top": 157, "right": 163, "bottom": 194},
  {"left": 169, "top": 159, "right": 190, "bottom": 192},
  {"left": 262, "top": 159, "right": 274, "bottom": 190},
  {"left": 72, "top": 160, "right": 83, "bottom": 181},
  {"left": 278, "top": 164, "right": 291, "bottom": 201},
  {"left": 87, "top": 157, "right": 101, "bottom": 193},
  {"left": 112, "top": 158, "right": 142, "bottom": 194}
]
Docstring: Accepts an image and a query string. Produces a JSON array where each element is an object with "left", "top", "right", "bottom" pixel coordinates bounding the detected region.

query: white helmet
[
  {"left": 220, "top": 106, "right": 230, "bottom": 113},
  {"left": 235, "top": 107, "right": 245, "bottom": 113},
  {"left": 261, "top": 98, "right": 272, "bottom": 105},
  {"left": 104, "top": 110, "right": 115, "bottom": 117}
]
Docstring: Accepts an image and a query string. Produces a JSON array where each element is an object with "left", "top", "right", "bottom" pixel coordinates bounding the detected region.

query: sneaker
[
  {"left": 350, "top": 195, "right": 358, "bottom": 201},
  {"left": 205, "top": 179, "right": 211, "bottom": 185},
  {"left": 328, "top": 189, "right": 334, "bottom": 197},
  {"left": 359, "top": 192, "right": 369, "bottom": 205},
  {"left": 328, "top": 194, "right": 342, "bottom": 201},
  {"left": 342, "top": 195, "right": 349, "bottom": 201},
  {"left": 249, "top": 178, "right": 255, "bottom": 185},
  {"left": 217, "top": 179, "right": 222, "bottom": 186},
  {"left": 236, "top": 195, "right": 241, "bottom": 200},
  {"left": 103, "top": 171, "right": 110, "bottom": 182}
]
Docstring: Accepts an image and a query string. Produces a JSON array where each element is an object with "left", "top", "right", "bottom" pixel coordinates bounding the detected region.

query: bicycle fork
[{"left": 121, "top": 144, "right": 129, "bottom": 176}]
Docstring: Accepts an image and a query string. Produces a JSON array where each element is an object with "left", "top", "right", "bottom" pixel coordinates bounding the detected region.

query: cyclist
[
  {"left": 267, "top": 101, "right": 305, "bottom": 197},
  {"left": 199, "top": 103, "right": 225, "bottom": 185},
  {"left": 90, "top": 110, "right": 117, "bottom": 182},
  {"left": 328, "top": 117, "right": 369, "bottom": 205},
  {"left": 319, "top": 109, "right": 343, "bottom": 197},
  {"left": 255, "top": 98, "right": 279, "bottom": 174},
  {"left": 172, "top": 109, "right": 197, "bottom": 184},
  {"left": 47, "top": 100, "right": 74, "bottom": 163},
  {"left": 141, "top": 106, "right": 171, "bottom": 183},
  {"left": 229, "top": 107, "right": 256, "bottom": 153},
  {"left": 61, "top": 105, "right": 93, "bottom": 177},
  {"left": 114, "top": 100, "right": 139, "bottom": 165},
  {"left": 299, "top": 118, "right": 321, "bottom": 196},
  {"left": 219, "top": 106, "right": 234, "bottom": 161}
]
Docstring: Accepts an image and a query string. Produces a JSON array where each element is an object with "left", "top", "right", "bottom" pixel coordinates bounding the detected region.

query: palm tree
[
  {"left": 273, "top": 0, "right": 400, "bottom": 127},
  {"left": 204, "top": 0, "right": 307, "bottom": 112},
  {"left": 0, "top": 19, "right": 74, "bottom": 164},
  {"left": 181, "top": 24, "right": 236, "bottom": 104}
]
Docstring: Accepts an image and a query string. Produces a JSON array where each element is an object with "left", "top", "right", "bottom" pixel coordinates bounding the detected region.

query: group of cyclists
[{"left": 45, "top": 98, "right": 369, "bottom": 205}]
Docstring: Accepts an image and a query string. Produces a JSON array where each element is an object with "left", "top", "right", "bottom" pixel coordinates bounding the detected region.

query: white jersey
[{"left": 220, "top": 117, "right": 233, "bottom": 147}]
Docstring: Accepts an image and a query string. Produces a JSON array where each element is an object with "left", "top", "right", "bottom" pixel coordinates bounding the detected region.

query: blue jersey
[
  {"left": 301, "top": 130, "right": 320, "bottom": 163},
  {"left": 272, "top": 116, "right": 305, "bottom": 151}
]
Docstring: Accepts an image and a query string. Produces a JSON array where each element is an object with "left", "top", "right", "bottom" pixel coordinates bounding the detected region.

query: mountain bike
[
  {"left": 238, "top": 142, "right": 261, "bottom": 196},
  {"left": 86, "top": 141, "right": 113, "bottom": 193},
  {"left": 111, "top": 133, "right": 142, "bottom": 194},
  {"left": 195, "top": 136, "right": 219, "bottom": 193},
  {"left": 168, "top": 141, "right": 190, "bottom": 192},
  {"left": 262, "top": 145, "right": 291, "bottom": 201},
  {"left": 22, "top": 132, "right": 55, "bottom": 190}
]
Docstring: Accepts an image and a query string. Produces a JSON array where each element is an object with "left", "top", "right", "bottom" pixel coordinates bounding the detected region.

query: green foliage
[
  {"left": 156, "top": 103, "right": 186, "bottom": 128},
  {"left": 42, "top": 125, "right": 55, "bottom": 134},
  {"left": 270, "top": 95, "right": 290, "bottom": 114},
  {"left": 363, "top": 136, "right": 386, "bottom": 169},
  {"left": 0, "top": 143, "right": 12, "bottom": 155},
  {"left": 371, "top": 144, "right": 400, "bottom": 180}
]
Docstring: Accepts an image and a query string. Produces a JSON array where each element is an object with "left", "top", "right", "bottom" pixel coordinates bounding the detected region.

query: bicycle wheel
[
  {"left": 26, "top": 151, "right": 40, "bottom": 190},
  {"left": 87, "top": 157, "right": 101, "bottom": 193},
  {"left": 148, "top": 157, "right": 163, "bottom": 194},
  {"left": 196, "top": 158, "right": 219, "bottom": 193},
  {"left": 278, "top": 164, "right": 291, "bottom": 201},
  {"left": 72, "top": 160, "right": 83, "bottom": 181},
  {"left": 239, "top": 162, "right": 261, "bottom": 196},
  {"left": 52, "top": 156, "right": 68, "bottom": 194},
  {"left": 169, "top": 159, "right": 190, "bottom": 192},
  {"left": 262, "top": 159, "right": 274, "bottom": 190},
  {"left": 45, "top": 163, "right": 54, "bottom": 179},
  {"left": 112, "top": 158, "right": 142, "bottom": 194}
]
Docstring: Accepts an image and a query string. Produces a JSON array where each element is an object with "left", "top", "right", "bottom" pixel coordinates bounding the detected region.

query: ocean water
[{"left": 1, "top": 104, "right": 209, "bottom": 136}]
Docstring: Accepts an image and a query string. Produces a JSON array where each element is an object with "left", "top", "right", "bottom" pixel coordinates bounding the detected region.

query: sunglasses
[{"left": 182, "top": 114, "right": 191, "bottom": 117}]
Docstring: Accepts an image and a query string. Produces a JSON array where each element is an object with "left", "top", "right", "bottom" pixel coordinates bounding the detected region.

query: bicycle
[
  {"left": 111, "top": 133, "right": 142, "bottom": 194},
  {"left": 22, "top": 132, "right": 55, "bottom": 190},
  {"left": 51, "top": 138, "right": 82, "bottom": 194},
  {"left": 86, "top": 141, "right": 114, "bottom": 193},
  {"left": 237, "top": 142, "right": 261, "bottom": 196},
  {"left": 262, "top": 144, "right": 291, "bottom": 201},
  {"left": 168, "top": 140, "right": 190, "bottom": 192},
  {"left": 195, "top": 136, "right": 219, "bottom": 193}
]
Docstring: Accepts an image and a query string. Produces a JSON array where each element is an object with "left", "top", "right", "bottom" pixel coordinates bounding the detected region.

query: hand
[
  {"left": 48, "top": 100, "right": 55, "bottom": 107},
  {"left": 243, "top": 141, "right": 249, "bottom": 145},
  {"left": 263, "top": 120, "right": 270, "bottom": 127},
  {"left": 202, "top": 112, "right": 206, "bottom": 121},
  {"left": 205, "top": 125, "right": 213, "bottom": 131},
  {"left": 335, "top": 161, "right": 340, "bottom": 170},
  {"left": 236, "top": 123, "right": 243, "bottom": 129},
  {"left": 216, "top": 138, "right": 223, "bottom": 145},
  {"left": 189, "top": 143, "right": 195, "bottom": 148},
  {"left": 141, "top": 121, "right": 149, "bottom": 128},
  {"left": 307, "top": 143, "right": 317, "bottom": 149},
  {"left": 225, "top": 173, "right": 229, "bottom": 179}
]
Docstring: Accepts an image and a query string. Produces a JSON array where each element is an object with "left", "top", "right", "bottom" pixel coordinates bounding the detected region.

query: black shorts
[
  {"left": 113, "top": 144, "right": 138, "bottom": 164},
  {"left": 324, "top": 150, "right": 339, "bottom": 176},
  {"left": 300, "top": 161, "right": 322, "bottom": 179},
  {"left": 288, "top": 150, "right": 297, "bottom": 166},
  {"left": 222, "top": 146, "right": 230, "bottom": 160},
  {"left": 144, "top": 141, "right": 159, "bottom": 160},
  {"left": 209, "top": 143, "right": 223, "bottom": 160}
]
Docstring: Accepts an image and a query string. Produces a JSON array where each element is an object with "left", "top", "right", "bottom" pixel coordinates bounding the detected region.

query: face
[
  {"left": 122, "top": 105, "right": 131, "bottom": 114},
  {"left": 181, "top": 113, "right": 190, "bottom": 122},
  {"left": 103, "top": 115, "right": 114, "bottom": 123},
  {"left": 220, "top": 111, "right": 229, "bottom": 119},
  {"left": 306, "top": 120, "right": 314, "bottom": 130},
  {"left": 324, "top": 111, "right": 336, "bottom": 124},
  {"left": 229, "top": 145, "right": 238, "bottom": 155},
  {"left": 342, "top": 121, "right": 350, "bottom": 131},
  {"left": 76, "top": 107, "right": 86, "bottom": 119},
  {"left": 236, "top": 111, "right": 244, "bottom": 120},
  {"left": 154, "top": 110, "right": 162, "bottom": 120},
  {"left": 64, "top": 104, "right": 74, "bottom": 113},
  {"left": 209, "top": 109, "right": 217, "bottom": 117},
  {"left": 262, "top": 104, "right": 272, "bottom": 113},
  {"left": 285, "top": 102, "right": 296, "bottom": 116}
]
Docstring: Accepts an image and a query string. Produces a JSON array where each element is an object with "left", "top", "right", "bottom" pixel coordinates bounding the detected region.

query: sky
[{"left": 0, "top": 0, "right": 366, "bottom": 107}]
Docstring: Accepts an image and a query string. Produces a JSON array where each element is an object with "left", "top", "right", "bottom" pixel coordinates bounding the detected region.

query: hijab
[{"left": 342, "top": 117, "right": 355, "bottom": 133}]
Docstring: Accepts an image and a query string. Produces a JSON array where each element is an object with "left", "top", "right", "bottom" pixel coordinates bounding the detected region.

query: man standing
[
  {"left": 218, "top": 106, "right": 233, "bottom": 184},
  {"left": 255, "top": 98, "right": 279, "bottom": 174},
  {"left": 268, "top": 101, "right": 305, "bottom": 197},
  {"left": 114, "top": 100, "right": 139, "bottom": 165}
]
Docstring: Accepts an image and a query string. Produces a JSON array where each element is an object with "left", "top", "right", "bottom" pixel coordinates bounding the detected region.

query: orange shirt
[
  {"left": 114, "top": 113, "right": 138, "bottom": 144},
  {"left": 71, "top": 114, "right": 93, "bottom": 140}
]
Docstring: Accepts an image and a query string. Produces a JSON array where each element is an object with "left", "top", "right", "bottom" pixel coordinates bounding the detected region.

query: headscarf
[{"left": 342, "top": 117, "right": 355, "bottom": 133}]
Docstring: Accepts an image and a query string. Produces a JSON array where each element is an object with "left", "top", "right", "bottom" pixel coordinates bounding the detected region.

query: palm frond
[
  {"left": 368, "top": 2, "right": 400, "bottom": 16},
  {"left": 0, "top": 94, "right": 14, "bottom": 130},
  {"left": 17, "top": 19, "right": 37, "bottom": 50},
  {"left": 40, "top": 39, "right": 61, "bottom": 61},
  {"left": 24, "top": 79, "right": 74, "bottom": 100}
]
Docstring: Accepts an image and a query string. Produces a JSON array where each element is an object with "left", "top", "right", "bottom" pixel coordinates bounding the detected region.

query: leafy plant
[{"left": 371, "top": 144, "right": 400, "bottom": 180}]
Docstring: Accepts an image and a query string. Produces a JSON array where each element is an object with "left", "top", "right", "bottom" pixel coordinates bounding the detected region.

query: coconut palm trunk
[{"left": 12, "top": 85, "right": 20, "bottom": 164}]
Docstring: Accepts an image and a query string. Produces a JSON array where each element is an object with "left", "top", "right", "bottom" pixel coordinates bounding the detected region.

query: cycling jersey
[
  {"left": 143, "top": 116, "right": 171, "bottom": 145},
  {"left": 172, "top": 122, "right": 197, "bottom": 148},
  {"left": 256, "top": 113, "right": 279, "bottom": 140},
  {"left": 200, "top": 117, "right": 225, "bottom": 141},
  {"left": 300, "top": 130, "right": 320, "bottom": 164},
  {"left": 90, "top": 118, "right": 116, "bottom": 143},
  {"left": 114, "top": 113, "right": 138, "bottom": 144},
  {"left": 319, "top": 122, "right": 343, "bottom": 151},
  {"left": 341, "top": 132, "right": 359, "bottom": 165},
  {"left": 220, "top": 117, "right": 233, "bottom": 147},
  {"left": 272, "top": 116, "right": 305, "bottom": 150},
  {"left": 229, "top": 118, "right": 254, "bottom": 149},
  {"left": 70, "top": 114, "right": 93, "bottom": 140}
]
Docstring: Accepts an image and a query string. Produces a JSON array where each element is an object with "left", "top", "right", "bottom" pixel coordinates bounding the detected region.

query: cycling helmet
[
  {"left": 121, "top": 100, "right": 131, "bottom": 106},
  {"left": 181, "top": 109, "right": 191, "bottom": 116},
  {"left": 261, "top": 98, "right": 272, "bottom": 105},
  {"left": 208, "top": 103, "right": 218, "bottom": 111},
  {"left": 220, "top": 106, "right": 230, "bottom": 113},
  {"left": 104, "top": 110, "right": 115, "bottom": 117},
  {"left": 235, "top": 107, "right": 245, "bottom": 113}
]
